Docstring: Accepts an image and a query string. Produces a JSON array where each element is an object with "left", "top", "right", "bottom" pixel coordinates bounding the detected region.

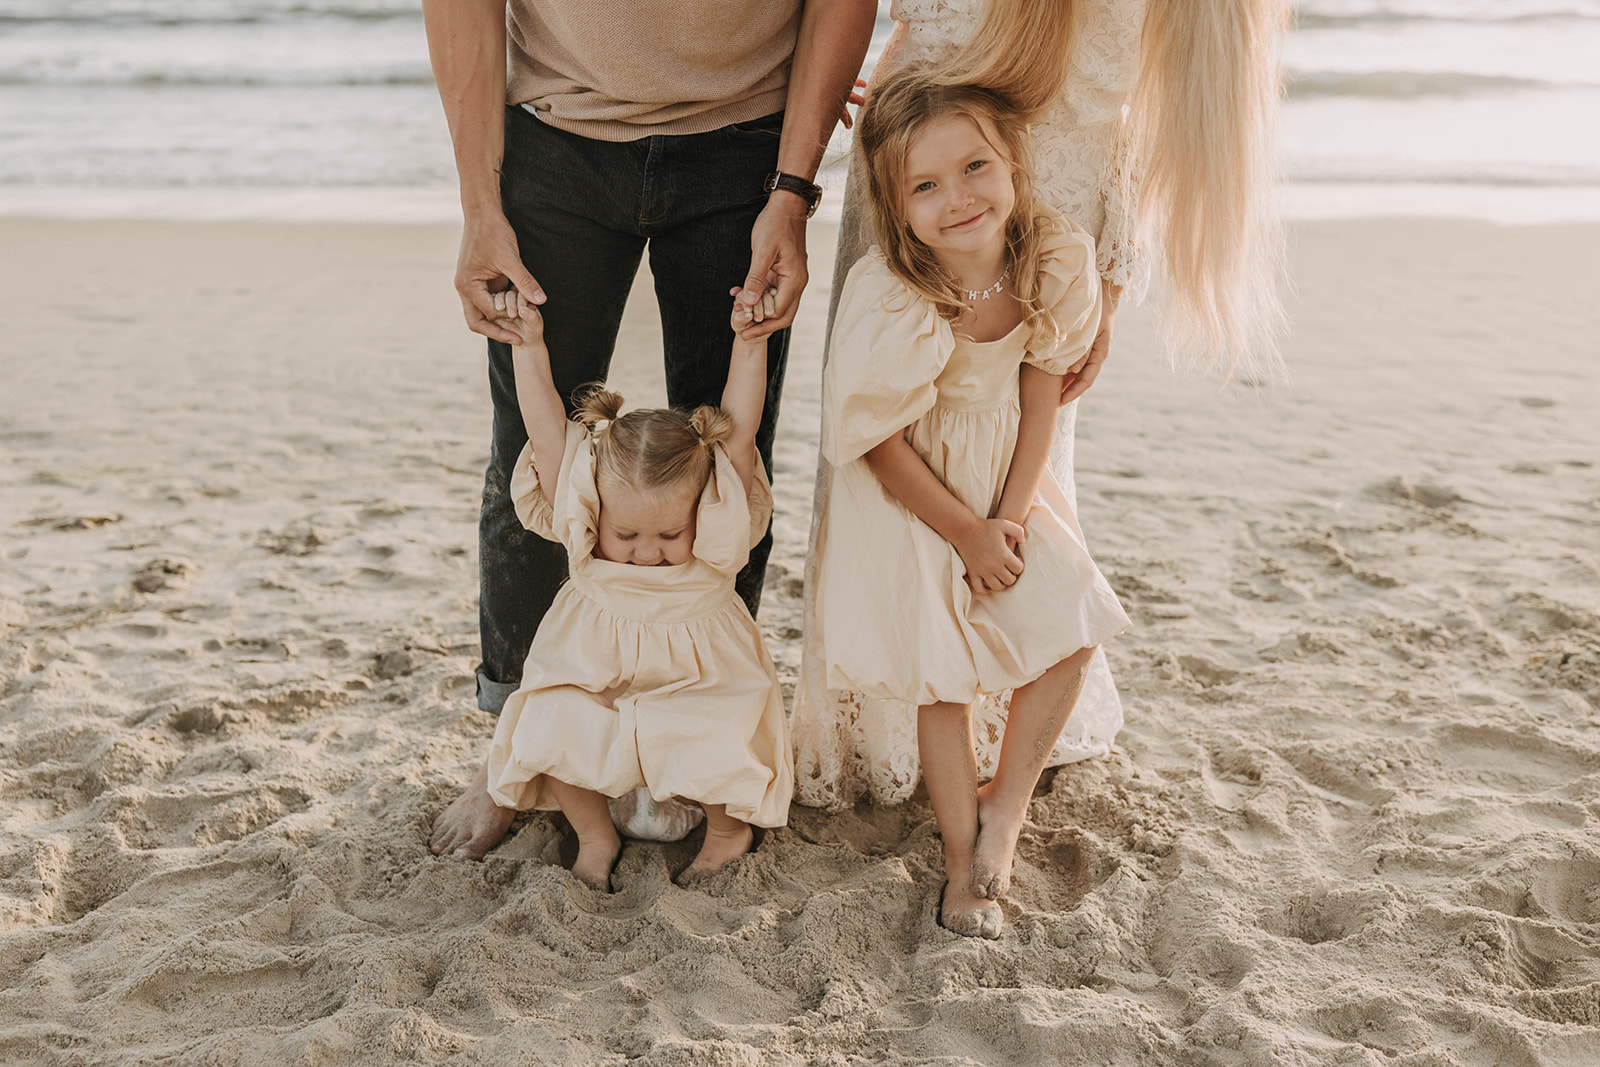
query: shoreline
[{"left": 7, "top": 179, "right": 1600, "bottom": 226}]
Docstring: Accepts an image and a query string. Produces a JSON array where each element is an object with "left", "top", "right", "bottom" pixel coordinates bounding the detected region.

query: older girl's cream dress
[
  {"left": 803, "top": 215, "right": 1130, "bottom": 727},
  {"left": 485, "top": 421, "right": 793, "bottom": 829},
  {"left": 799, "top": 0, "right": 1149, "bottom": 809}
]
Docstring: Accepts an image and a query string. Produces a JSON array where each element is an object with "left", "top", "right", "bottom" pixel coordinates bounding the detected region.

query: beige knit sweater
[{"left": 507, "top": 0, "right": 802, "bottom": 141}]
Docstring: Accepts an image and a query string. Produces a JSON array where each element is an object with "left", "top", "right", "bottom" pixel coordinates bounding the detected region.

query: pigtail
[
  {"left": 688, "top": 406, "right": 735, "bottom": 451},
  {"left": 573, "top": 383, "right": 626, "bottom": 433},
  {"left": 1129, "top": 0, "right": 1291, "bottom": 380}
]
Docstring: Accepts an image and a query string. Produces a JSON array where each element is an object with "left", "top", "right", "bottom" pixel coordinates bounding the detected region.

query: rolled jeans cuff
[{"left": 476, "top": 669, "right": 520, "bottom": 716}]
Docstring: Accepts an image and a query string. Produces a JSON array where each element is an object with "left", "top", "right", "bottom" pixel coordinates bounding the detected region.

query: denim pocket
[{"left": 724, "top": 110, "right": 785, "bottom": 142}]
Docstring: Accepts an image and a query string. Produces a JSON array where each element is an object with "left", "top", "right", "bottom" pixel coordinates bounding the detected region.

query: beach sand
[{"left": 2, "top": 215, "right": 1599, "bottom": 1065}]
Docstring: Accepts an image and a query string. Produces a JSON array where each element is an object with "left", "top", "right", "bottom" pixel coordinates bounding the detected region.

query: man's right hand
[{"left": 456, "top": 209, "right": 546, "bottom": 345}]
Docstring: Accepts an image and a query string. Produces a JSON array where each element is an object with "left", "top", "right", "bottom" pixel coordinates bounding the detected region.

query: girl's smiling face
[
  {"left": 594, "top": 484, "right": 697, "bottom": 566},
  {"left": 900, "top": 114, "right": 1016, "bottom": 264}
]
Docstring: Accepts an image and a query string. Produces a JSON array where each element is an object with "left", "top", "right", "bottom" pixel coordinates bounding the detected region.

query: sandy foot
[
  {"left": 677, "top": 820, "right": 754, "bottom": 885},
  {"left": 971, "top": 787, "right": 1023, "bottom": 900},
  {"left": 571, "top": 836, "right": 622, "bottom": 892},
  {"left": 428, "top": 762, "right": 516, "bottom": 859},
  {"left": 940, "top": 881, "right": 1003, "bottom": 940}
]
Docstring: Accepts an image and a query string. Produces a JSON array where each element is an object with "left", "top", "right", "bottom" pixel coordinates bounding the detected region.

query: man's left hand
[{"left": 738, "top": 192, "right": 809, "bottom": 341}]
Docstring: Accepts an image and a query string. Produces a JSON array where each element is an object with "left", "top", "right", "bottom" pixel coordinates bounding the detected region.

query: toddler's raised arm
[
  {"left": 496, "top": 291, "right": 566, "bottom": 507},
  {"left": 720, "top": 287, "right": 775, "bottom": 495}
]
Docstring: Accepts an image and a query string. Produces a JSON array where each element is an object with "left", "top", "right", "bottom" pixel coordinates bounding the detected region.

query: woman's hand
[
  {"left": 953, "top": 517, "right": 1026, "bottom": 594},
  {"left": 838, "top": 76, "right": 868, "bottom": 130},
  {"left": 1061, "top": 276, "right": 1121, "bottom": 405}
]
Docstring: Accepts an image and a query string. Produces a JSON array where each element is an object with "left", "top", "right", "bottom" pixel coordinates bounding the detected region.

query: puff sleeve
[
  {"left": 1024, "top": 213, "right": 1104, "bottom": 375},
  {"left": 690, "top": 446, "right": 773, "bottom": 576},
  {"left": 821, "top": 252, "right": 955, "bottom": 468},
  {"left": 509, "top": 420, "right": 596, "bottom": 559}
]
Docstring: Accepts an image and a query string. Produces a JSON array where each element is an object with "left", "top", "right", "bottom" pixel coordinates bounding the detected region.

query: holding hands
[
  {"left": 730, "top": 285, "right": 779, "bottom": 333},
  {"left": 491, "top": 288, "right": 545, "bottom": 349}
]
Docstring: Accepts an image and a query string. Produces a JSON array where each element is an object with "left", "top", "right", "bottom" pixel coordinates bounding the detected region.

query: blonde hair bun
[{"left": 571, "top": 385, "right": 729, "bottom": 502}]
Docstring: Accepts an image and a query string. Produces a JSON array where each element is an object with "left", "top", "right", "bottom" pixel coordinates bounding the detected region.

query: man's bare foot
[
  {"left": 429, "top": 762, "right": 516, "bottom": 859},
  {"left": 970, "top": 788, "right": 1025, "bottom": 901},
  {"left": 571, "top": 835, "right": 622, "bottom": 892},
  {"left": 676, "top": 819, "right": 754, "bottom": 885},
  {"left": 939, "top": 881, "right": 1003, "bottom": 939}
]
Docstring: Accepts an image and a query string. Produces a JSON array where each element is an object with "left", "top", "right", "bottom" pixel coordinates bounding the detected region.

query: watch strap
[{"left": 764, "top": 171, "right": 822, "bottom": 218}]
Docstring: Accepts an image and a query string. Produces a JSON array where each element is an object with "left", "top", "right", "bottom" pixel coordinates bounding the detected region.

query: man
[{"left": 423, "top": 0, "right": 875, "bottom": 858}]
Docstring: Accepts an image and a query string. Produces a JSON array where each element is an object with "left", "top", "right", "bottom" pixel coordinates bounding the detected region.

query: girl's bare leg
[
  {"left": 919, "top": 700, "right": 1003, "bottom": 939},
  {"left": 545, "top": 778, "right": 621, "bottom": 891},
  {"left": 678, "top": 803, "right": 755, "bottom": 884},
  {"left": 972, "top": 646, "right": 1096, "bottom": 901}
]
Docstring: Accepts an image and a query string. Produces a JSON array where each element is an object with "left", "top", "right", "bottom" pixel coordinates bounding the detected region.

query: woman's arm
[
  {"left": 499, "top": 293, "right": 566, "bottom": 505},
  {"left": 1002, "top": 364, "right": 1067, "bottom": 523},
  {"left": 864, "top": 435, "right": 1025, "bottom": 594}
]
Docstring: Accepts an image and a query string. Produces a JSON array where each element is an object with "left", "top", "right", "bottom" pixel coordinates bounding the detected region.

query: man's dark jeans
[{"left": 477, "top": 105, "right": 789, "bottom": 712}]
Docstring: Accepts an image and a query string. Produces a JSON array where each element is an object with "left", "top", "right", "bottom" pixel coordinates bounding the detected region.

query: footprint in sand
[
  {"left": 1006, "top": 827, "right": 1120, "bottom": 913},
  {"left": 1261, "top": 884, "right": 1385, "bottom": 946},
  {"left": 133, "top": 557, "right": 195, "bottom": 593}
]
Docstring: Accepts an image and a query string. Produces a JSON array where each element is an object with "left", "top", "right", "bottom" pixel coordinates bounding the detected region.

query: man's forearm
[
  {"left": 422, "top": 0, "right": 510, "bottom": 216},
  {"left": 773, "top": 0, "right": 876, "bottom": 190}
]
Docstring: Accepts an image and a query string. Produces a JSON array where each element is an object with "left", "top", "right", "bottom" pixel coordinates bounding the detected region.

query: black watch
[{"left": 763, "top": 171, "right": 822, "bottom": 219}]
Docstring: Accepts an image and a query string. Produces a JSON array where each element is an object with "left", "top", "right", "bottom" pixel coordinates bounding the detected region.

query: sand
[{"left": 2, "top": 215, "right": 1599, "bottom": 1066}]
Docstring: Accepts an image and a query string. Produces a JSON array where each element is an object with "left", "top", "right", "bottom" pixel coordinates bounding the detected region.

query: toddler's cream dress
[
  {"left": 485, "top": 420, "right": 793, "bottom": 829},
  {"left": 804, "top": 214, "right": 1130, "bottom": 729}
]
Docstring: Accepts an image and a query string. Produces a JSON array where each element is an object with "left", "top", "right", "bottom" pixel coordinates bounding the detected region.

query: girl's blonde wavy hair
[
  {"left": 573, "top": 385, "right": 733, "bottom": 501},
  {"left": 937, "top": 0, "right": 1291, "bottom": 379},
  {"left": 854, "top": 66, "right": 1062, "bottom": 350}
]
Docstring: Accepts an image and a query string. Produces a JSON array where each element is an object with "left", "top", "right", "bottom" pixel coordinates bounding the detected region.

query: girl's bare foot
[
  {"left": 429, "top": 762, "right": 516, "bottom": 859},
  {"left": 940, "top": 881, "right": 1003, "bottom": 939},
  {"left": 676, "top": 808, "right": 753, "bottom": 885},
  {"left": 571, "top": 835, "right": 622, "bottom": 892},
  {"left": 970, "top": 786, "right": 1024, "bottom": 901}
]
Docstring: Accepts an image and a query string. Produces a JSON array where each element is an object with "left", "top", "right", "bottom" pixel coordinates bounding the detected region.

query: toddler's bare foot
[
  {"left": 571, "top": 835, "right": 622, "bottom": 892},
  {"left": 970, "top": 790, "right": 1024, "bottom": 901},
  {"left": 676, "top": 820, "right": 754, "bottom": 885},
  {"left": 939, "top": 881, "right": 1003, "bottom": 940},
  {"left": 429, "top": 762, "right": 516, "bottom": 859}
]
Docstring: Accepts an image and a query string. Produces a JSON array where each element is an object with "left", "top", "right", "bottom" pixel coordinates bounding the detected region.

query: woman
[{"left": 794, "top": 0, "right": 1289, "bottom": 809}]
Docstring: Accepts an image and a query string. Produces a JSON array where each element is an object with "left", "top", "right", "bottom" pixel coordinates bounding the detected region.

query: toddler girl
[
  {"left": 482, "top": 289, "right": 792, "bottom": 890},
  {"left": 795, "top": 66, "right": 1131, "bottom": 938}
]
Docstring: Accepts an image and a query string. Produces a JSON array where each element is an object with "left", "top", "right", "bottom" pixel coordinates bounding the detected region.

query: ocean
[{"left": 0, "top": 0, "right": 1595, "bottom": 222}]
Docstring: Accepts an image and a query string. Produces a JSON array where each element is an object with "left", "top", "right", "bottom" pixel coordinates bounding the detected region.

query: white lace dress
[{"left": 793, "top": 0, "right": 1147, "bottom": 810}]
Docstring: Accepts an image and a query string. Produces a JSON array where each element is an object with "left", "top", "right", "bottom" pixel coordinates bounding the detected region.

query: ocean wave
[
  {"left": 1288, "top": 70, "right": 1592, "bottom": 98},
  {"left": 1282, "top": 161, "right": 1600, "bottom": 187},
  {"left": 0, "top": 0, "right": 417, "bottom": 27},
  {"left": 0, "top": 69, "right": 433, "bottom": 88},
  {"left": 1297, "top": 0, "right": 1600, "bottom": 28}
]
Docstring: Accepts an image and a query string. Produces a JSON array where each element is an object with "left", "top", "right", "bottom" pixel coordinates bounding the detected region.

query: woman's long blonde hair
[
  {"left": 854, "top": 68, "right": 1060, "bottom": 344},
  {"left": 573, "top": 386, "right": 732, "bottom": 501},
  {"left": 943, "top": 0, "right": 1291, "bottom": 378}
]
